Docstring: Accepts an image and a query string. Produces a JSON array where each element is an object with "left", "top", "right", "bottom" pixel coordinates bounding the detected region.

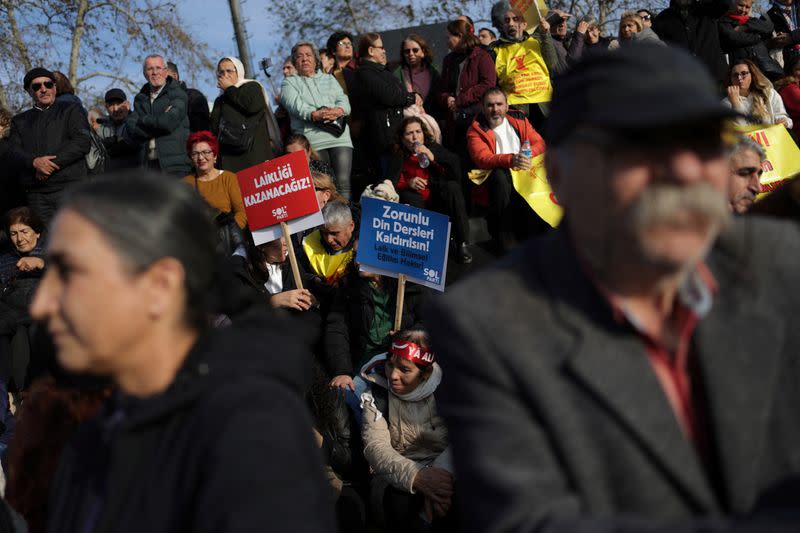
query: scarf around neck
[{"left": 726, "top": 13, "right": 750, "bottom": 25}]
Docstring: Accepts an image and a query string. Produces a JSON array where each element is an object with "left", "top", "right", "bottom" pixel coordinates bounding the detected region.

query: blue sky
[{"left": 177, "top": 1, "right": 280, "bottom": 102}]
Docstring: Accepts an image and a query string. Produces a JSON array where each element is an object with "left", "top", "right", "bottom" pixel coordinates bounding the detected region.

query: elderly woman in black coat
[
  {"left": 0, "top": 207, "right": 45, "bottom": 388},
  {"left": 351, "top": 32, "right": 421, "bottom": 179}
]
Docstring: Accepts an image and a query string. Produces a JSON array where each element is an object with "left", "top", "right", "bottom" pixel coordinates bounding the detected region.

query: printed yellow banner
[
  {"left": 736, "top": 124, "right": 800, "bottom": 198},
  {"left": 512, "top": 154, "right": 563, "bottom": 227},
  {"left": 495, "top": 38, "right": 553, "bottom": 105}
]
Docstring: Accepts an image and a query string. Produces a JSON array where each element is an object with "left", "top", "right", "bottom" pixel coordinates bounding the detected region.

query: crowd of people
[{"left": 0, "top": 0, "right": 799, "bottom": 531}]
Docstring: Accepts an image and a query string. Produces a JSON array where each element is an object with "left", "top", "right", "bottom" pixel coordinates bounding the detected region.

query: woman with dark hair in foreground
[{"left": 34, "top": 173, "right": 334, "bottom": 533}]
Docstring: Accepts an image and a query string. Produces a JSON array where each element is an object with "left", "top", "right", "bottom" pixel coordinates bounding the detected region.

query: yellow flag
[{"left": 511, "top": 154, "right": 563, "bottom": 227}]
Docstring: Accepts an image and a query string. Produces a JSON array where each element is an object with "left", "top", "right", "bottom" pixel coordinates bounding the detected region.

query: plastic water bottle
[
  {"left": 520, "top": 139, "right": 532, "bottom": 159},
  {"left": 414, "top": 141, "right": 430, "bottom": 168}
]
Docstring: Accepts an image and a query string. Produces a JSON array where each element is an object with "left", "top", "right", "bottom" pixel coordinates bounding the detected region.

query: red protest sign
[{"left": 237, "top": 151, "right": 319, "bottom": 231}]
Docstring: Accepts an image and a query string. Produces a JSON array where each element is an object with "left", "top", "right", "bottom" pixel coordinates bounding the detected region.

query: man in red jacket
[{"left": 467, "top": 87, "right": 547, "bottom": 251}]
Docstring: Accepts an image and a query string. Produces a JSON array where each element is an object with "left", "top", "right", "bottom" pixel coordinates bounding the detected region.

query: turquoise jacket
[{"left": 281, "top": 72, "right": 353, "bottom": 151}]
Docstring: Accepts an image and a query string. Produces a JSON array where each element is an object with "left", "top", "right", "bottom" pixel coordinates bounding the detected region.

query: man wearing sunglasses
[{"left": 8, "top": 68, "right": 91, "bottom": 224}]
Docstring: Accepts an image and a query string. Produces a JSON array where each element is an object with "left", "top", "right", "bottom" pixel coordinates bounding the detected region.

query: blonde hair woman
[{"left": 723, "top": 59, "right": 792, "bottom": 128}]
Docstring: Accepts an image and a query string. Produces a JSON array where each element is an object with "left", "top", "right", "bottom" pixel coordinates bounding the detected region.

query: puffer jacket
[
  {"left": 359, "top": 354, "right": 449, "bottom": 492},
  {"left": 719, "top": 15, "right": 784, "bottom": 80},
  {"left": 127, "top": 76, "right": 191, "bottom": 174},
  {"left": 466, "top": 109, "right": 546, "bottom": 169}
]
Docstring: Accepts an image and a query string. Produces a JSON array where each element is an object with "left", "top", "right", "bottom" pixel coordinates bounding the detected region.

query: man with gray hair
[
  {"left": 429, "top": 44, "right": 800, "bottom": 531},
  {"left": 489, "top": 0, "right": 558, "bottom": 129},
  {"left": 126, "top": 53, "right": 191, "bottom": 175},
  {"left": 728, "top": 137, "right": 765, "bottom": 214},
  {"left": 302, "top": 201, "right": 357, "bottom": 287}
]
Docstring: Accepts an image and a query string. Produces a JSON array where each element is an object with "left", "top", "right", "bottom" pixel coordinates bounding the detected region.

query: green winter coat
[{"left": 127, "top": 77, "right": 191, "bottom": 174}]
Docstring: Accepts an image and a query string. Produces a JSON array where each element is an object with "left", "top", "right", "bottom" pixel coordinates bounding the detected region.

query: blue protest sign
[{"left": 357, "top": 197, "right": 450, "bottom": 291}]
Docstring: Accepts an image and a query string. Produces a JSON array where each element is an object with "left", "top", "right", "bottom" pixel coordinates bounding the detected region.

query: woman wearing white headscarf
[{"left": 210, "top": 56, "right": 282, "bottom": 173}]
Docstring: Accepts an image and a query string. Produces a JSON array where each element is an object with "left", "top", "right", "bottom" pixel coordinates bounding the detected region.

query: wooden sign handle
[
  {"left": 394, "top": 274, "right": 407, "bottom": 332},
  {"left": 281, "top": 222, "right": 304, "bottom": 290}
]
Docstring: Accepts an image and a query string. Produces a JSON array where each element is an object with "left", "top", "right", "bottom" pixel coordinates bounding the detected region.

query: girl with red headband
[{"left": 359, "top": 329, "right": 454, "bottom": 532}]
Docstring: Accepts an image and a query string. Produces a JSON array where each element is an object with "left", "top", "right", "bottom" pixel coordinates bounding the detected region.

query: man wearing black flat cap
[
  {"left": 97, "top": 88, "right": 140, "bottom": 171},
  {"left": 428, "top": 44, "right": 800, "bottom": 532},
  {"left": 8, "top": 68, "right": 91, "bottom": 223}
]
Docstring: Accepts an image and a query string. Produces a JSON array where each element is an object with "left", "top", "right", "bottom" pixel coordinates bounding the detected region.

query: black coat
[
  {"left": 653, "top": 0, "right": 730, "bottom": 84},
  {"left": 8, "top": 101, "right": 90, "bottom": 192},
  {"left": 180, "top": 82, "right": 211, "bottom": 132},
  {"left": 766, "top": 5, "right": 800, "bottom": 66},
  {"left": 210, "top": 82, "right": 273, "bottom": 174},
  {"left": 230, "top": 253, "right": 323, "bottom": 351},
  {"left": 323, "top": 271, "right": 429, "bottom": 377},
  {"left": 0, "top": 139, "right": 24, "bottom": 213},
  {"left": 46, "top": 310, "right": 335, "bottom": 533},
  {"left": 96, "top": 117, "right": 140, "bottom": 171},
  {"left": 352, "top": 60, "right": 416, "bottom": 156},
  {"left": 718, "top": 16, "right": 783, "bottom": 80}
]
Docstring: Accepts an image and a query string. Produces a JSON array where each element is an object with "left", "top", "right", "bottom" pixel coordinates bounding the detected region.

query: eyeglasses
[
  {"left": 371, "top": 44, "right": 385, "bottom": 50},
  {"left": 337, "top": 40, "right": 352, "bottom": 47},
  {"left": 403, "top": 47, "right": 421, "bottom": 54},
  {"left": 190, "top": 150, "right": 214, "bottom": 159},
  {"left": 640, "top": 14, "right": 651, "bottom": 20},
  {"left": 30, "top": 81, "right": 54, "bottom": 91},
  {"left": 732, "top": 71, "right": 751, "bottom": 79}
]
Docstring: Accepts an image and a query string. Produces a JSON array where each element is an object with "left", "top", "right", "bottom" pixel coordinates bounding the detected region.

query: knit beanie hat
[{"left": 23, "top": 67, "right": 55, "bottom": 90}]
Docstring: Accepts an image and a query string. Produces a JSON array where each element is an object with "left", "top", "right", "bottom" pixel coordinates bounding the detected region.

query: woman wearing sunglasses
[{"left": 392, "top": 34, "right": 442, "bottom": 143}]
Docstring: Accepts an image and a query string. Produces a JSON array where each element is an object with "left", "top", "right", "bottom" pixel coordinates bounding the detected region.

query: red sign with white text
[{"left": 237, "top": 151, "right": 320, "bottom": 231}]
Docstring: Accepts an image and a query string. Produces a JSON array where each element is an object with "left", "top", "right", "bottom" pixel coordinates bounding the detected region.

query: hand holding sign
[
  {"left": 270, "top": 288, "right": 317, "bottom": 311},
  {"left": 238, "top": 151, "right": 325, "bottom": 289}
]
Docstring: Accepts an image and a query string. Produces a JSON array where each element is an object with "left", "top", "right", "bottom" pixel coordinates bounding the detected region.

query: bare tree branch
[
  {"left": 76, "top": 70, "right": 137, "bottom": 88},
  {"left": 0, "top": 0, "right": 213, "bottom": 102},
  {"left": 3, "top": 0, "right": 33, "bottom": 71},
  {"left": 68, "top": 0, "right": 91, "bottom": 87}
]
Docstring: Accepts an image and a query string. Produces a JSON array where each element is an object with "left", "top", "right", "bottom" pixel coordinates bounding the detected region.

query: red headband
[{"left": 390, "top": 340, "right": 434, "bottom": 367}]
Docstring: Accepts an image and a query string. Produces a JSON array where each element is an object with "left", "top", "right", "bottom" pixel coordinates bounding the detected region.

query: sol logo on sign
[
  {"left": 424, "top": 267, "right": 440, "bottom": 283},
  {"left": 271, "top": 206, "right": 288, "bottom": 220}
]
